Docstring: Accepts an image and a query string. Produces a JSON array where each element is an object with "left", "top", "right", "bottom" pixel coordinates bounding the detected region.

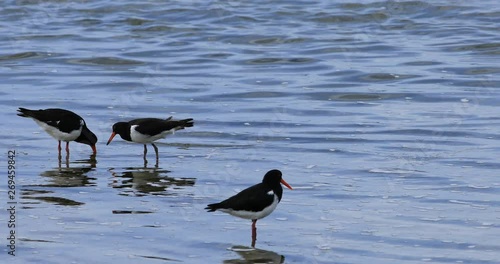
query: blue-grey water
[{"left": 1, "top": 1, "right": 499, "bottom": 263}]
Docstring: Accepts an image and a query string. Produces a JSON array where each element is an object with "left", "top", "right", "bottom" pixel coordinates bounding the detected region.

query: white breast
[{"left": 130, "top": 125, "right": 176, "bottom": 143}]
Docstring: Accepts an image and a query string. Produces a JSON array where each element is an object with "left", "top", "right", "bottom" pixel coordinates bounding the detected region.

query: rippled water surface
[{"left": 1, "top": 1, "right": 499, "bottom": 263}]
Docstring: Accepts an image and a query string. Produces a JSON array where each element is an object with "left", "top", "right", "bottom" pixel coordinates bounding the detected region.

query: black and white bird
[
  {"left": 17, "top": 108, "right": 98, "bottom": 155},
  {"left": 106, "top": 116, "right": 194, "bottom": 162},
  {"left": 205, "top": 169, "right": 292, "bottom": 246}
]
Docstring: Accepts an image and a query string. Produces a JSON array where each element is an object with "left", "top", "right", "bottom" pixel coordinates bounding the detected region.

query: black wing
[
  {"left": 18, "top": 108, "right": 83, "bottom": 133},
  {"left": 206, "top": 183, "right": 274, "bottom": 212}
]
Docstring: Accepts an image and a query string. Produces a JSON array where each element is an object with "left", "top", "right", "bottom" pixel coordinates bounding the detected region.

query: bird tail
[
  {"left": 166, "top": 116, "right": 194, "bottom": 129},
  {"left": 17, "top": 107, "right": 34, "bottom": 118},
  {"left": 180, "top": 118, "right": 194, "bottom": 128},
  {"left": 205, "top": 203, "right": 219, "bottom": 212}
]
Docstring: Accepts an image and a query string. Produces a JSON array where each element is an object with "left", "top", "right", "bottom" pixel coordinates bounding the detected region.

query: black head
[
  {"left": 262, "top": 169, "right": 292, "bottom": 190},
  {"left": 112, "top": 122, "right": 128, "bottom": 133},
  {"left": 75, "top": 127, "right": 98, "bottom": 154},
  {"left": 113, "top": 122, "right": 130, "bottom": 136},
  {"left": 107, "top": 122, "right": 131, "bottom": 144}
]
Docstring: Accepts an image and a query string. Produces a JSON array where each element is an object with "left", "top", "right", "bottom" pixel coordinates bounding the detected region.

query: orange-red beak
[
  {"left": 106, "top": 132, "right": 116, "bottom": 145},
  {"left": 280, "top": 178, "right": 293, "bottom": 190},
  {"left": 91, "top": 145, "right": 97, "bottom": 155}
]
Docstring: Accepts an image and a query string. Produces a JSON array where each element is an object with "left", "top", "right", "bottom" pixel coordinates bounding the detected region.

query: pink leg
[
  {"left": 251, "top": 219, "right": 257, "bottom": 247},
  {"left": 66, "top": 142, "right": 70, "bottom": 153},
  {"left": 58, "top": 141, "right": 62, "bottom": 152}
]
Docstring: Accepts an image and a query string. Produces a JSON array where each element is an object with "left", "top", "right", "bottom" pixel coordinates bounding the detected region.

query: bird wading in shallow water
[
  {"left": 205, "top": 169, "right": 293, "bottom": 247},
  {"left": 17, "top": 108, "right": 97, "bottom": 156},
  {"left": 106, "top": 116, "right": 194, "bottom": 165}
]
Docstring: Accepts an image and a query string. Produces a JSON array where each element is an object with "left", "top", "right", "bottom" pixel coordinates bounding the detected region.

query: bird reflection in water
[
  {"left": 58, "top": 151, "right": 96, "bottom": 169},
  {"left": 22, "top": 155, "right": 97, "bottom": 207},
  {"left": 40, "top": 155, "right": 97, "bottom": 187},
  {"left": 224, "top": 245, "right": 284, "bottom": 264},
  {"left": 57, "top": 150, "right": 69, "bottom": 167},
  {"left": 109, "top": 167, "right": 196, "bottom": 196}
]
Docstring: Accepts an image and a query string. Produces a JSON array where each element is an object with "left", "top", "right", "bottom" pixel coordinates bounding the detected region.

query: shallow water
[{"left": 1, "top": 0, "right": 500, "bottom": 263}]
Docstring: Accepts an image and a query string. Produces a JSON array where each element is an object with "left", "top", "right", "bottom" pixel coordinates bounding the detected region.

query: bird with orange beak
[
  {"left": 106, "top": 116, "right": 194, "bottom": 162},
  {"left": 205, "top": 169, "right": 293, "bottom": 247}
]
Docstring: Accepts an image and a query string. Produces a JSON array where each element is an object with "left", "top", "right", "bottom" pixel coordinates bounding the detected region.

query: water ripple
[
  {"left": 2, "top": 0, "right": 500, "bottom": 263},
  {"left": 67, "top": 56, "right": 144, "bottom": 66}
]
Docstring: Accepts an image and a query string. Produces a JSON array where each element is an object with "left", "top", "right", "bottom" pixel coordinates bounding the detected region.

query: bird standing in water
[
  {"left": 106, "top": 116, "right": 194, "bottom": 165},
  {"left": 17, "top": 107, "right": 97, "bottom": 156},
  {"left": 205, "top": 169, "right": 293, "bottom": 247}
]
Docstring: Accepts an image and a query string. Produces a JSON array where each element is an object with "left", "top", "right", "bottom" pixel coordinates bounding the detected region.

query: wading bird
[
  {"left": 205, "top": 169, "right": 292, "bottom": 247},
  {"left": 106, "top": 116, "right": 194, "bottom": 164},
  {"left": 17, "top": 107, "right": 97, "bottom": 155}
]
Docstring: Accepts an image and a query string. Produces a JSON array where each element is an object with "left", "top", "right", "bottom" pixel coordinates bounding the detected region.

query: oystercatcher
[
  {"left": 106, "top": 116, "right": 194, "bottom": 162},
  {"left": 17, "top": 108, "right": 98, "bottom": 155},
  {"left": 205, "top": 169, "right": 292, "bottom": 247}
]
